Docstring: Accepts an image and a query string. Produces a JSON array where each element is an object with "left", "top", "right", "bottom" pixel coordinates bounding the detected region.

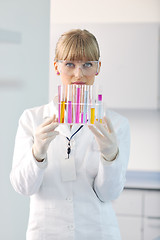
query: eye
[
  {"left": 65, "top": 62, "right": 75, "bottom": 68},
  {"left": 83, "top": 62, "right": 93, "bottom": 68}
]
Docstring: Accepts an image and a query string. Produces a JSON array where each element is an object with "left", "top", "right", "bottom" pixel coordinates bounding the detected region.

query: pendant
[{"left": 67, "top": 142, "right": 71, "bottom": 159}]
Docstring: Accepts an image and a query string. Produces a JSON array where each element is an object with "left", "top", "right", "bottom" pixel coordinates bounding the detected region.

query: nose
[{"left": 74, "top": 66, "right": 83, "bottom": 79}]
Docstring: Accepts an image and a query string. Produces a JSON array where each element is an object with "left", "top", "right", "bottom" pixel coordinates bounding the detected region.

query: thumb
[{"left": 88, "top": 125, "right": 102, "bottom": 139}]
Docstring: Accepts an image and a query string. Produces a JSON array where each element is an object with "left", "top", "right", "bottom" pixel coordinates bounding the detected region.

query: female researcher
[{"left": 10, "top": 29, "right": 130, "bottom": 240}]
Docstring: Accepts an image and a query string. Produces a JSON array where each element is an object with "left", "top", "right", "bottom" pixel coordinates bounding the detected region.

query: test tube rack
[{"left": 58, "top": 84, "right": 103, "bottom": 124}]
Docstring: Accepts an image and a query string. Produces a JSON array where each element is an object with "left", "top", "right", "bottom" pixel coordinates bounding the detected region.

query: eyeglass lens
[{"left": 58, "top": 61, "right": 99, "bottom": 76}]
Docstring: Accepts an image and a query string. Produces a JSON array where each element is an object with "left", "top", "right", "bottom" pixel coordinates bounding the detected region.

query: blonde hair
[{"left": 54, "top": 29, "right": 100, "bottom": 61}]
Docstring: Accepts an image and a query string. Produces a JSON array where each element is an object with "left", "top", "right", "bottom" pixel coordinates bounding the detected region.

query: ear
[
  {"left": 54, "top": 61, "right": 60, "bottom": 75},
  {"left": 96, "top": 61, "right": 101, "bottom": 76}
]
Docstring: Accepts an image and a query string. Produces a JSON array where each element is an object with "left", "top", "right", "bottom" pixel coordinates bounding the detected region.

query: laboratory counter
[{"left": 125, "top": 170, "right": 160, "bottom": 190}]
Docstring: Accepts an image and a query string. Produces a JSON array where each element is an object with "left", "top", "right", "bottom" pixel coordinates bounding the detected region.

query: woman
[{"left": 10, "top": 29, "right": 130, "bottom": 240}]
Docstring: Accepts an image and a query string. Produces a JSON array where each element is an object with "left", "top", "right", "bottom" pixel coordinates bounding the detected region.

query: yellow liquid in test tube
[
  {"left": 90, "top": 108, "right": 95, "bottom": 124},
  {"left": 60, "top": 101, "right": 65, "bottom": 123}
]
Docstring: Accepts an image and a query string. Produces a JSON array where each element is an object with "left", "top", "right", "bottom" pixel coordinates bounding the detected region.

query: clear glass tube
[
  {"left": 80, "top": 85, "right": 84, "bottom": 124},
  {"left": 83, "top": 85, "right": 89, "bottom": 123},
  {"left": 98, "top": 94, "right": 103, "bottom": 123},
  {"left": 58, "top": 85, "right": 61, "bottom": 123},
  {"left": 75, "top": 85, "right": 81, "bottom": 123},
  {"left": 67, "top": 85, "right": 72, "bottom": 123},
  {"left": 60, "top": 85, "right": 66, "bottom": 123}
]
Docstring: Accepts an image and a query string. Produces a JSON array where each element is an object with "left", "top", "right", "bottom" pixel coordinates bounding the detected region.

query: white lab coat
[{"left": 10, "top": 100, "right": 130, "bottom": 240}]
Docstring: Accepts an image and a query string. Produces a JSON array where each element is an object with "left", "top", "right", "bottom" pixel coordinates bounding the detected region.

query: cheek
[
  {"left": 60, "top": 75, "right": 72, "bottom": 85},
  {"left": 86, "top": 76, "right": 95, "bottom": 85}
]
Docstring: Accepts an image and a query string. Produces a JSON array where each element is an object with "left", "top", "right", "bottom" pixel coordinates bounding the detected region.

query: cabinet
[
  {"left": 113, "top": 189, "right": 143, "bottom": 240},
  {"left": 112, "top": 189, "right": 160, "bottom": 240},
  {"left": 143, "top": 191, "right": 160, "bottom": 240},
  {"left": 144, "top": 218, "right": 160, "bottom": 240},
  {"left": 117, "top": 216, "right": 142, "bottom": 240}
]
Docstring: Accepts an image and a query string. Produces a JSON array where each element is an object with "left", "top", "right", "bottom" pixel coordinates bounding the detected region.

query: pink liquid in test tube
[
  {"left": 67, "top": 85, "right": 72, "bottom": 123},
  {"left": 68, "top": 101, "right": 72, "bottom": 123},
  {"left": 81, "top": 112, "right": 84, "bottom": 123},
  {"left": 75, "top": 86, "right": 81, "bottom": 123}
]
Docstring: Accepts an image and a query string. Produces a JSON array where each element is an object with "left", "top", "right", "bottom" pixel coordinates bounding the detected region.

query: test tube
[
  {"left": 90, "top": 99, "right": 95, "bottom": 124},
  {"left": 60, "top": 85, "right": 65, "bottom": 123},
  {"left": 88, "top": 85, "right": 95, "bottom": 124},
  {"left": 83, "top": 85, "right": 89, "bottom": 123},
  {"left": 98, "top": 94, "right": 103, "bottom": 123},
  {"left": 75, "top": 85, "right": 81, "bottom": 123},
  {"left": 80, "top": 85, "right": 84, "bottom": 124},
  {"left": 67, "top": 85, "right": 72, "bottom": 123},
  {"left": 71, "top": 85, "right": 76, "bottom": 123},
  {"left": 58, "top": 85, "right": 61, "bottom": 123}
]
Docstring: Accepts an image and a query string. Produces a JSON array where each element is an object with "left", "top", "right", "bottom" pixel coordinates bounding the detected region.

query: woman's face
[{"left": 54, "top": 59, "right": 101, "bottom": 86}]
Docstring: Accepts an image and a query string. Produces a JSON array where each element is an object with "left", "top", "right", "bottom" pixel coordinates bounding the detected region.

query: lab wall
[
  {"left": 0, "top": 0, "right": 50, "bottom": 239},
  {"left": 51, "top": 0, "right": 160, "bottom": 23}
]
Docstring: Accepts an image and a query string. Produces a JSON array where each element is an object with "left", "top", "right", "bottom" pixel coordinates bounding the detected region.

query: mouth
[{"left": 72, "top": 82, "right": 86, "bottom": 85}]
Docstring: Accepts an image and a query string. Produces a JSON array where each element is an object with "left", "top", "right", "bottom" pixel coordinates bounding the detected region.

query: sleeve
[
  {"left": 10, "top": 110, "right": 48, "bottom": 196},
  {"left": 93, "top": 117, "right": 130, "bottom": 202}
]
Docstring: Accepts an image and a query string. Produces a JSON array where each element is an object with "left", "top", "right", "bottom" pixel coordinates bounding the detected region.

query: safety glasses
[{"left": 57, "top": 60, "right": 99, "bottom": 76}]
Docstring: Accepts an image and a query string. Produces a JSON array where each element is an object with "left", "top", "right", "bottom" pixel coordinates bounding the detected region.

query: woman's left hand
[{"left": 88, "top": 116, "right": 119, "bottom": 161}]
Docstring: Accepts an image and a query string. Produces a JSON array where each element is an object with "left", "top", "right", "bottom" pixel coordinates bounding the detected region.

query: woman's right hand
[{"left": 32, "top": 114, "right": 59, "bottom": 162}]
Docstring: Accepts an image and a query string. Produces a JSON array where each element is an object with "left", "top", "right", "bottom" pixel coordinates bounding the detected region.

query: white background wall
[
  {"left": 0, "top": 0, "right": 50, "bottom": 239},
  {"left": 51, "top": 0, "right": 160, "bottom": 23}
]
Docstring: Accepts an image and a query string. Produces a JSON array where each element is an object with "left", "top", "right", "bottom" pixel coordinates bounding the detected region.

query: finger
[
  {"left": 42, "top": 130, "right": 59, "bottom": 140},
  {"left": 88, "top": 125, "right": 103, "bottom": 139},
  {"left": 41, "top": 114, "right": 58, "bottom": 127},
  {"left": 53, "top": 114, "right": 58, "bottom": 123},
  {"left": 42, "top": 122, "right": 59, "bottom": 133},
  {"left": 94, "top": 121, "right": 109, "bottom": 138},
  {"left": 41, "top": 117, "right": 54, "bottom": 127},
  {"left": 50, "top": 121, "right": 59, "bottom": 130},
  {"left": 55, "top": 117, "right": 58, "bottom": 123},
  {"left": 103, "top": 116, "right": 115, "bottom": 133},
  {"left": 53, "top": 114, "right": 56, "bottom": 122}
]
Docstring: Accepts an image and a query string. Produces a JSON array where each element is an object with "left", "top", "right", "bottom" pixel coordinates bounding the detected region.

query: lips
[{"left": 72, "top": 82, "right": 86, "bottom": 85}]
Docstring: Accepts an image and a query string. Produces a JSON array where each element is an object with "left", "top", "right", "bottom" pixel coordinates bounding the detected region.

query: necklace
[{"left": 66, "top": 125, "right": 84, "bottom": 159}]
